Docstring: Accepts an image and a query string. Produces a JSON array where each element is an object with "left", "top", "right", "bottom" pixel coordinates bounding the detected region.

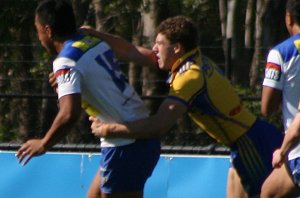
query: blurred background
[{"left": 0, "top": 0, "right": 286, "bottom": 151}]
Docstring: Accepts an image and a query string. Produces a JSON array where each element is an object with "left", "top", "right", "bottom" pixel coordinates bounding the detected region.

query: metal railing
[{"left": 0, "top": 143, "right": 230, "bottom": 155}]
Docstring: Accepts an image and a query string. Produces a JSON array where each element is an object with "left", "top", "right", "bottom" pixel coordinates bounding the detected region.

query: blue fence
[{"left": 0, "top": 151, "right": 229, "bottom": 198}]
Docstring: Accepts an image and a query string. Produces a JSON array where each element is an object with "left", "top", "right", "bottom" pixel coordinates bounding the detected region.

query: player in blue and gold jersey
[{"left": 88, "top": 16, "right": 283, "bottom": 197}]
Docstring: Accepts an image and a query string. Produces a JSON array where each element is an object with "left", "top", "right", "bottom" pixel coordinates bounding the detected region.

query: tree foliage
[{"left": 0, "top": 0, "right": 286, "bottom": 146}]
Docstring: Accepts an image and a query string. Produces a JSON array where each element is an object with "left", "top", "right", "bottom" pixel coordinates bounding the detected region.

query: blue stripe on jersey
[
  {"left": 190, "top": 88, "right": 222, "bottom": 116},
  {"left": 59, "top": 35, "right": 86, "bottom": 62},
  {"left": 60, "top": 45, "right": 84, "bottom": 61},
  {"left": 274, "top": 33, "right": 300, "bottom": 63},
  {"left": 167, "top": 95, "right": 189, "bottom": 106},
  {"left": 59, "top": 34, "right": 101, "bottom": 62},
  {"left": 94, "top": 50, "right": 128, "bottom": 92}
]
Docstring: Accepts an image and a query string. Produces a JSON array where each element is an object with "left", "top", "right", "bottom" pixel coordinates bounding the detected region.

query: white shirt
[
  {"left": 263, "top": 33, "right": 300, "bottom": 160},
  {"left": 53, "top": 34, "right": 149, "bottom": 147}
]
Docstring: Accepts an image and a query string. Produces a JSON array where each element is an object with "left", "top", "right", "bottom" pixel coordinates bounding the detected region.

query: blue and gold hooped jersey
[{"left": 167, "top": 48, "right": 256, "bottom": 146}]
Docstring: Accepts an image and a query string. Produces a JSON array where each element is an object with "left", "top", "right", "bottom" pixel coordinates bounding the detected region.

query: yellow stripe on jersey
[
  {"left": 82, "top": 100, "right": 101, "bottom": 117},
  {"left": 72, "top": 36, "right": 100, "bottom": 52},
  {"left": 294, "top": 39, "right": 300, "bottom": 53},
  {"left": 169, "top": 64, "right": 204, "bottom": 102}
]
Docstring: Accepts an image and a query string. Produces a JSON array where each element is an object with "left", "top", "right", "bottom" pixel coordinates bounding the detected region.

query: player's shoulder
[
  {"left": 72, "top": 35, "right": 102, "bottom": 52},
  {"left": 177, "top": 61, "right": 197, "bottom": 74},
  {"left": 53, "top": 56, "right": 75, "bottom": 73},
  {"left": 59, "top": 34, "right": 103, "bottom": 61},
  {"left": 272, "top": 34, "right": 300, "bottom": 56}
]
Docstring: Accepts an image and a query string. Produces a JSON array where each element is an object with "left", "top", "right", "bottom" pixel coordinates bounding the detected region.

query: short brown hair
[{"left": 156, "top": 16, "right": 199, "bottom": 51}]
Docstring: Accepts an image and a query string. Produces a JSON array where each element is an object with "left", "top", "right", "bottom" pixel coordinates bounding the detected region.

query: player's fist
[{"left": 272, "top": 149, "right": 285, "bottom": 168}]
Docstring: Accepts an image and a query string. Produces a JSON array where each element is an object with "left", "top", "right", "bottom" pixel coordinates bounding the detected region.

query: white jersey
[
  {"left": 263, "top": 33, "right": 300, "bottom": 160},
  {"left": 53, "top": 34, "right": 149, "bottom": 147}
]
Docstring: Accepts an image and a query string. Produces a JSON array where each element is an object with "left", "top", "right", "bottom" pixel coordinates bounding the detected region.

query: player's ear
[
  {"left": 173, "top": 42, "right": 182, "bottom": 54},
  {"left": 44, "top": 25, "right": 54, "bottom": 39},
  {"left": 285, "top": 11, "right": 293, "bottom": 27}
]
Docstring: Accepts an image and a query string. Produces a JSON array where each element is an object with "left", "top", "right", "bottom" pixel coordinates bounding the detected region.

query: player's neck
[
  {"left": 54, "top": 33, "right": 78, "bottom": 53},
  {"left": 53, "top": 41, "right": 64, "bottom": 53},
  {"left": 293, "top": 26, "right": 300, "bottom": 35}
]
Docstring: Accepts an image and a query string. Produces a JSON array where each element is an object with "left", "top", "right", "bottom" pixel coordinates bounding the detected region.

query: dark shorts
[
  {"left": 287, "top": 157, "right": 300, "bottom": 188},
  {"left": 99, "top": 139, "right": 160, "bottom": 193},
  {"left": 230, "top": 119, "right": 283, "bottom": 197}
]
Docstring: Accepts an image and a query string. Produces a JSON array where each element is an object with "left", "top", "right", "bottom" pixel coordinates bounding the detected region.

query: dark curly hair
[
  {"left": 286, "top": 0, "right": 300, "bottom": 26},
  {"left": 156, "top": 16, "right": 199, "bottom": 52},
  {"left": 35, "top": 0, "right": 77, "bottom": 39}
]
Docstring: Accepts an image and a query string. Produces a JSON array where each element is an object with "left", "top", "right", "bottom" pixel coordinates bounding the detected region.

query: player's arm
[
  {"left": 80, "top": 26, "right": 157, "bottom": 67},
  {"left": 90, "top": 66, "right": 202, "bottom": 139},
  {"left": 261, "top": 49, "right": 283, "bottom": 117},
  {"left": 90, "top": 98, "right": 187, "bottom": 139},
  {"left": 42, "top": 94, "right": 81, "bottom": 148},
  {"left": 49, "top": 72, "right": 57, "bottom": 91},
  {"left": 261, "top": 85, "right": 282, "bottom": 117},
  {"left": 17, "top": 94, "right": 81, "bottom": 165},
  {"left": 273, "top": 111, "right": 300, "bottom": 168}
]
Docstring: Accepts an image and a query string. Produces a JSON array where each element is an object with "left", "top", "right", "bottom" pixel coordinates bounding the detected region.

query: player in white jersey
[
  {"left": 261, "top": 0, "right": 300, "bottom": 197},
  {"left": 262, "top": 35, "right": 300, "bottom": 158},
  {"left": 54, "top": 36, "right": 149, "bottom": 147},
  {"left": 16, "top": 1, "right": 160, "bottom": 198}
]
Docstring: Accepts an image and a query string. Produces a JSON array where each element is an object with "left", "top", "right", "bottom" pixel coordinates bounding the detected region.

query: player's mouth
[
  {"left": 156, "top": 53, "right": 160, "bottom": 60},
  {"left": 156, "top": 55, "right": 162, "bottom": 65}
]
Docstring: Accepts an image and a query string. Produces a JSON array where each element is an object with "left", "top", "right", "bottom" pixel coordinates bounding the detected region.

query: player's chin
[{"left": 157, "top": 61, "right": 166, "bottom": 70}]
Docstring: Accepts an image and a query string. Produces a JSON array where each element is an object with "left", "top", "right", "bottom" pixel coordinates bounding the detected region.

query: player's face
[
  {"left": 285, "top": 12, "right": 293, "bottom": 35},
  {"left": 34, "top": 15, "right": 55, "bottom": 54},
  {"left": 152, "top": 33, "right": 178, "bottom": 71}
]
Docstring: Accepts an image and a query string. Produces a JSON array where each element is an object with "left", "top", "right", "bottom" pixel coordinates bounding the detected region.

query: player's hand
[
  {"left": 79, "top": 26, "right": 98, "bottom": 37},
  {"left": 48, "top": 72, "right": 57, "bottom": 91},
  {"left": 272, "top": 149, "right": 285, "bottom": 168},
  {"left": 16, "top": 139, "right": 46, "bottom": 166},
  {"left": 89, "top": 116, "right": 110, "bottom": 137},
  {"left": 79, "top": 25, "right": 94, "bottom": 31}
]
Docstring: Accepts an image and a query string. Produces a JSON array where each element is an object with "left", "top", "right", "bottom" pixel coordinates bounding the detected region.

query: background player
[{"left": 261, "top": 0, "right": 300, "bottom": 197}]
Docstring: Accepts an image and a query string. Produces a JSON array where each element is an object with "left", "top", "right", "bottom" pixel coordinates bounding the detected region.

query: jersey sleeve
[
  {"left": 53, "top": 57, "right": 81, "bottom": 99},
  {"left": 168, "top": 65, "right": 204, "bottom": 105},
  {"left": 262, "top": 49, "right": 283, "bottom": 90}
]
